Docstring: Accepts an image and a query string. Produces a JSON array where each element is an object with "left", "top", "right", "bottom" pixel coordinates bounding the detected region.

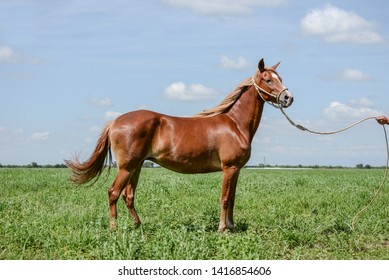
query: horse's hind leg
[
  {"left": 108, "top": 169, "right": 131, "bottom": 230},
  {"left": 122, "top": 164, "right": 142, "bottom": 227}
]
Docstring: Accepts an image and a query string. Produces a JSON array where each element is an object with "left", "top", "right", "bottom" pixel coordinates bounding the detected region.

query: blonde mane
[{"left": 194, "top": 77, "right": 253, "bottom": 118}]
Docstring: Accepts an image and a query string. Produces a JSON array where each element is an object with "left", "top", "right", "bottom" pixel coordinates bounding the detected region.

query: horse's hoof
[
  {"left": 218, "top": 226, "right": 235, "bottom": 234},
  {"left": 110, "top": 219, "right": 118, "bottom": 231},
  {"left": 134, "top": 222, "right": 141, "bottom": 228},
  {"left": 218, "top": 226, "right": 227, "bottom": 233}
]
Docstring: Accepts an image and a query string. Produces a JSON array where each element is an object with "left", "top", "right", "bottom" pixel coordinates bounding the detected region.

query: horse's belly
[{"left": 150, "top": 150, "right": 222, "bottom": 174}]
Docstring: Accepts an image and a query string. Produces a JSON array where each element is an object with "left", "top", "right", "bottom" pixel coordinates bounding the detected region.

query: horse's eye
[{"left": 266, "top": 79, "right": 272, "bottom": 83}]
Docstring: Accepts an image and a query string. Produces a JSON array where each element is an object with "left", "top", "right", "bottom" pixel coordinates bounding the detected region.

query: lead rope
[
  {"left": 279, "top": 107, "right": 389, "bottom": 229},
  {"left": 351, "top": 125, "right": 388, "bottom": 229}
]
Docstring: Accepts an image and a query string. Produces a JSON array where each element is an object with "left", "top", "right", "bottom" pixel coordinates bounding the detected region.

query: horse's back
[{"left": 111, "top": 109, "right": 229, "bottom": 132}]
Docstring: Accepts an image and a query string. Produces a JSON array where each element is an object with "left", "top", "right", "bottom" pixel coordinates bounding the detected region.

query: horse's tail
[{"left": 65, "top": 121, "right": 114, "bottom": 185}]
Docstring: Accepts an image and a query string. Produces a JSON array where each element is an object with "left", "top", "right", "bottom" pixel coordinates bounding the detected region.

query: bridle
[{"left": 251, "top": 74, "right": 289, "bottom": 109}]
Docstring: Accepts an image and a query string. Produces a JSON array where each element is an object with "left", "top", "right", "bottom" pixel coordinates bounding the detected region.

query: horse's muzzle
[{"left": 279, "top": 90, "right": 294, "bottom": 108}]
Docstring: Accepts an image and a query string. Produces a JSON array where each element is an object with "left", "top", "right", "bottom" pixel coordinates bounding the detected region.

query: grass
[{"left": 0, "top": 168, "right": 388, "bottom": 260}]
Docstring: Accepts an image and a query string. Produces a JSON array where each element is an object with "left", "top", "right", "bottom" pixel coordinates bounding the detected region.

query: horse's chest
[{"left": 218, "top": 139, "right": 251, "bottom": 166}]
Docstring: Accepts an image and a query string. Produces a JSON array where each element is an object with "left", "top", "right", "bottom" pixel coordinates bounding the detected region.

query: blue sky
[{"left": 1, "top": 0, "right": 389, "bottom": 167}]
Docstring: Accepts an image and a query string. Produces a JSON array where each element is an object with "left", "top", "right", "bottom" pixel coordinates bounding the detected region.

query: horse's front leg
[{"left": 219, "top": 166, "right": 240, "bottom": 233}]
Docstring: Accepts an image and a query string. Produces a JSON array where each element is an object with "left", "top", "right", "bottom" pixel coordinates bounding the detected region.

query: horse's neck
[{"left": 227, "top": 86, "right": 264, "bottom": 143}]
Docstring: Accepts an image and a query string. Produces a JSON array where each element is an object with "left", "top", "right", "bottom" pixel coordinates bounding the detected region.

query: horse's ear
[
  {"left": 258, "top": 58, "right": 265, "bottom": 72},
  {"left": 271, "top": 61, "right": 281, "bottom": 70}
]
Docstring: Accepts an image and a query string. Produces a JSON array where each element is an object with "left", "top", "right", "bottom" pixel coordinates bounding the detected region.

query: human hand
[{"left": 376, "top": 116, "right": 389, "bottom": 125}]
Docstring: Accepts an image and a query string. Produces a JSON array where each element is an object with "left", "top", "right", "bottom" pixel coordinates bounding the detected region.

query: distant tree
[
  {"left": 364, "top": 164, "right": 371, "bottom": 169},
  {"left": 356, "top": 164, "right": 364, "bottom": 169}
]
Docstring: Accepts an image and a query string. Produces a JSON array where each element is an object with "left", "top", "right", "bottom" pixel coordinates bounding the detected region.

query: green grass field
[{"left": 0, "top": 168, "right": 388, "bottom": 260}]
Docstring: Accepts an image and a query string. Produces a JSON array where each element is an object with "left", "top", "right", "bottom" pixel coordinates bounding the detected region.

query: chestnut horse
[{"left": 66, "top": 58, "right": 294, "bottom": 232}]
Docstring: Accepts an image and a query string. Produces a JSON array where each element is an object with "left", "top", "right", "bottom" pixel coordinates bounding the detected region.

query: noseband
[{"left": 251, "top": 75, "right": 288, "bottom": 108}]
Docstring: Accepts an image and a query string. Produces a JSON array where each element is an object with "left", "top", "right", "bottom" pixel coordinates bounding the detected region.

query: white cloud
[
  {"left": 0, "top": 45, "right": 20, "bottom": 63},
  {"left": 164, "top": 82, "right": 218, "bottom": 101},
  {"left": 340, "top": 69, "right": 373, "bottom": 82},
  {"left": 219, "top": 55, "right": 250, "bottom": 70},
  {"left": 350, "top": 98, "right": 374, "bottom": 108},
  {"left": 31, "top": 131, "right": 50, "bottom": 141},
  {"left": 89, "top": 97, "right": 112, "bottom": 107},
  {"left": 324, "top": 99, "right": 381, "bottom": 120},
  {"left": 301, "top": 4, "right": 384, "bottom": 44},
  {"left": 322, "top": 68, "right": 373, "bottom": 82},
  {"left": 162, "top": 0, "right": 287, "bottom": 16},
  {"left": 105, "top": 110, "right": 121, "bottom": 120},
  {"left": 0, "top": 45, "right": 42, "bottom": 65}
]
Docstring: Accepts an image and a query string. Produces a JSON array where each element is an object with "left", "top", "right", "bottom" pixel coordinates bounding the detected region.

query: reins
[{"left": 251, "top": 76, "right": 389, "bottom": 229}]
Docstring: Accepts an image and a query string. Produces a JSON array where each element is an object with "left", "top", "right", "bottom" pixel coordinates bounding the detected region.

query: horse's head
[{"left": 252, "top": 58, "right": 294, "bottom": 108}]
